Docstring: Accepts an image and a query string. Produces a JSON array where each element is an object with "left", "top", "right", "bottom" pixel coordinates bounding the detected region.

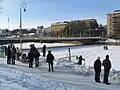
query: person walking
[
  {"left": 7, "top": 46, "right": 11, "bottom": 64},
  {"left": 77, "top": 55, "right": 85, "bottom": 65},
  {"left": 94, "top": 57, "right": 101, "bottom": 83},
  {"left": 42, "top": 45, "right": 46, "bottom": 57},
  {"left": 103, "top": 55, "right": 111, "bottom": 85},
  {"left": 46, "top": 50, "right": 54, "bottom": 72}
]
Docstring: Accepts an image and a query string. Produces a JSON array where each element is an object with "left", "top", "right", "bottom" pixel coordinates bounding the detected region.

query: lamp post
[
  {"left": 8, "top": 17, "right": 10, "bottom": 44},
  {"left": 19, "top": 2, "right": 27, "bottom": 52}
]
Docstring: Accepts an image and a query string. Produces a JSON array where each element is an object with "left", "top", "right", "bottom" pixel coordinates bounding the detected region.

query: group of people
[
  {"left": 28, "top": 44, "right": 40, "bottom": 68},
  {"left": 28, "top": 44, "right": 55, "bottom": 72},
  {"left": 103, "top": 45, "right": 108, "bottom": 50},
  {"left": 3, "top": 44, "right": 112, "bottom": 84},
  {"left": 7, "top": 44, "right": 20, "bottom": 65},
  {"left": 94, "top": 55, "right": 111, "bottom": 85}
]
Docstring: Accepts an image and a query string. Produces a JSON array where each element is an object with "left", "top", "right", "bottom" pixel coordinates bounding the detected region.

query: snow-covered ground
[
  {"left": 38, "top": 45, "right": 120, "bottom": 71},
  {"left": 0, "top": 44, "right": 120, "bottom": 90},
  {"left": 105, "top": 39, "right": 120, "bottom": 42},
  {"left": 8, "top": 43, "right": 75, "bottom": 49},
  {"left": 0, "top": 59, "right": 75, "bottom": 90}
]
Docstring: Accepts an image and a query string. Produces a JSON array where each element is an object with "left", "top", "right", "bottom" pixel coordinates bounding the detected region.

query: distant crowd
[{"left": 0, "top": 44, "right": 111, "bottom": 85}]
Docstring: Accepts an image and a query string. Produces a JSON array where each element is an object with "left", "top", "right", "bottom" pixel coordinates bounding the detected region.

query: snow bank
[
  {"left": 11, "top": 43, "right": 75, "bottom": 49},
  {"left": 105, "top": 39, "right": 120, "bottom": 42},
  {"left": 72, "top": 65, "right": 120, "bottom": 85},
  {"left": 73, "top": 65, "right": 94, "bottom": 76},
  {"left": 0, "top": 65, "right": 75, "bottom": 90},
  {"left": 38, "top": 56, "right": 120, "bottom": 85}
]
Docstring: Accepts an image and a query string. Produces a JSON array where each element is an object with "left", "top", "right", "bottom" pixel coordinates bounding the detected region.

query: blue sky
[{"left": 1, "top": 0, "right": 120, "bottom": 29}]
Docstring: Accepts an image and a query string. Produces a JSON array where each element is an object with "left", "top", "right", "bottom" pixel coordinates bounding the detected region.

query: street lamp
[{"left": 19, "top": 2, "right": 27, "bottom": 52}]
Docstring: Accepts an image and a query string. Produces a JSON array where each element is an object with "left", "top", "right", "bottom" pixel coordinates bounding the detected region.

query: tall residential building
[{"left": 107, "top": 10, "right": 120, "bottom": 38}]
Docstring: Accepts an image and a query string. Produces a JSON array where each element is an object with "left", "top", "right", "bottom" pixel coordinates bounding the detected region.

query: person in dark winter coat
[
  {"left": 46, "top": 50, "right": 54, "bottom": 72},
  {"left": 28, "top": 51, "right": 34, "bottom": 68},
  {"left": 103, "top": 55, "right": 111, "bottom": 85},
  {"left": 68, "top": 48, "right": 71, "bottom": 61},
  {"left": 33, "top": 47, "right": 40, "bottom": 67},
  {"left": 105, "top": 46, "right": 108, "bottom": 50},
  {"left": 42, "top": 45, "right": 46, "bottom": 57},
  {"left": 11, "top": 45, "right": 16, "bottom": 64},
  {"left": 7, "top": 46, "right": 11, "bottom": 64},
  {"left": 29, "top": 45, "right": 40, "bottom": 67},
  {"left": 94, "top": 57, "right": 101, "bottom": 83},
  {"left": 76, "top": 55, "right": 85, "bottom": 65},
  {"left": 103, "top": 46, "right": 106, "bottom": 50},
  {"left": 4, "top": 46, "right": 7, "bottom": 56}
]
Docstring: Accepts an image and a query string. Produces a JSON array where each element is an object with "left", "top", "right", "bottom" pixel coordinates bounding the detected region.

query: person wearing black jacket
[
  {"left": 34, "top": 48, "right": 40, "bottom": 67},
  {"left": 103, "top": 55, "right": 111, "bottom": 85},
  {"left": 42, "top": 45, "right": 46, "bottom": 57},
  {"left": 46, "top": 50, "right": 54, "bottom": 72},
  {"left": 11, "top": 45, "right": 16, "bottom": 65},
  {"left": 28, "top": 45, "right": 35, "bottom": 68},
  {"left": 76, "top": 55, "right": 85, "bottom": 65},
  {"left": 94, "top": 57, "right": 101, "bottom": 83},
  {"left": 7, "top": 46, "right": 11, "bottom": 64}
]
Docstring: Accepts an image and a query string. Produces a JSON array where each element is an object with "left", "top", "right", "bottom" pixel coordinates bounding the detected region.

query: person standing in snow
[
  {"left": 4, "top": 46, "right": 8, "bottom": 56},
  {"left": 46, "top": 50, "right": 54, "bottom": 72},
  {"left": 106, "top": 46, "right": 108, "bottom": 50},
  {"left": 33, "top": 46, "right": 40, "bottom": 67},
  {"left": 68, "top": 48, "right": 71, "bottom": 61},
  {"left": 103, "top": 55, "right": 111, "bottom": 85},
  {"left": 103, "top": 45, "right": 106, "bottom": 50},
  {"left": 28, "top": 45, "right": 34, "bottom": 68},
  {"left": 16, "top": 47, "right": 20, "bottom": 61},
  {"left": 76, "top": 55, "right": 85, "bottom": 65},
  {"left": 7, "top": 45, "right": 12, "bottom": 64},
  {"left": 11, "top": 45, "right": 16, "bottom": 65},
  {"left": 94, "top": 57, "right": 101, "bottom": 83},
  {"left": 42, "top": 45, "right": 46, "bottom": 57}
]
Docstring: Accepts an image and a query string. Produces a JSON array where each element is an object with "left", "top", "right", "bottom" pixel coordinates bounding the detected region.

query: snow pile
[
  {"left": 105, "top": 39, "right": 120, "bottom": 42},
  {"left": 39, "top": 56, "right": 120, "bottom": 84},
  {"left": 109, "top": 69, "right": 120, "bottom": 85},
  {"left": 73, "top": 65, "right": 94, "bottom": 76},
  {"left": 0, "top": 66, "right": 75, "bottom": 90},
  {"left": 73, "top": 65, "right": 120, "bottom": 85}
]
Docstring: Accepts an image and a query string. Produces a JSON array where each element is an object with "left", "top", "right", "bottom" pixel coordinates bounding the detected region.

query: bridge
[{"left": 0, "top": 37, "right": 105, "bottom": 45}]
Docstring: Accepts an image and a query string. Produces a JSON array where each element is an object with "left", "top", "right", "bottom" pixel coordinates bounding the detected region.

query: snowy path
[{"left": 0, "top": 60, "right": 119, "bottom": 90}]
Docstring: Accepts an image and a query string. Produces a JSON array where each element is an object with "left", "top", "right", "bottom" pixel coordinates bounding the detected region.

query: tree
[
  {"left": 12, "top": 29, "right": 20, "bottom": 35},
  {"left": 29, "top": 28, "right": 37, "bottom": 33}
]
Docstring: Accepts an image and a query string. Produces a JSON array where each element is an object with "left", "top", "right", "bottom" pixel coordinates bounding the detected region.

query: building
[
  {"left": 80, "top": 19, "right": 97, "bottom": 23},
  {"left": 51, "top": 19, "right": 99, "bottom": 37},
  {"left": 37, "top": 26, "right": 44, "bottom": 37},
  {"left": 51, "top": 22, "right": 67, "bottom": 37},
  {"left": 0, "top": 29, "right": 9, "bottom": 36},
  {"left": 43, "top": 27, "right": 52, "bottom": 37},
  {"left": 107, "top": 10, "right": 120, "bottom": 38}
]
